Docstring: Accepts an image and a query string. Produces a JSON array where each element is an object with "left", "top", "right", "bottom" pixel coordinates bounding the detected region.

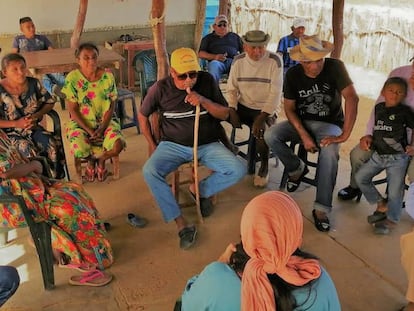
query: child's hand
[
  {"left": 359, "top": 135, "right": 372, "bottom": 151},
  {"left": 217, "top": 243, "right": 237, "bottom": 263},
  {"left": 406, "top": 145, "right": 414, "bottom": 156}
]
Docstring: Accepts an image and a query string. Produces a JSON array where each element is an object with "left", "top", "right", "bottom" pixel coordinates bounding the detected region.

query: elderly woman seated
[{"left": 0, "top": 129, "right": 113, "bottom": 287}]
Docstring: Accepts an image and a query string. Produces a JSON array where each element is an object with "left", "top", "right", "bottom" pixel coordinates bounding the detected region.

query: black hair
[
  {"left": 382, "top": 76, "right": 408, "bottom": 95},
  {"left": 19, "top": 16, "right": 32, "bottom": 25},
  {"left": 1, "top": 53, "right": 26, "bottom": 71},
  {"left": 229, "top": 243, "right": 319, "bottom": 311},
  {"left": 75, "top": 42, "right": 100, "bottom": 58}
]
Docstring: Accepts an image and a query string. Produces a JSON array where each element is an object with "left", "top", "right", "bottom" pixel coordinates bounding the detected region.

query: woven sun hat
[
  {"left": 241, "top": 30, "right": 271, "bottom": 47},
  {"left": 289, "top": 34, "right": 334, "bottom": 62}
]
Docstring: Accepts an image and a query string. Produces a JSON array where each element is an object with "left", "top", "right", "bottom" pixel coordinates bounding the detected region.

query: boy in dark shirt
[{"left": 356, "top": 77, "right": 414, "bottom": 234}]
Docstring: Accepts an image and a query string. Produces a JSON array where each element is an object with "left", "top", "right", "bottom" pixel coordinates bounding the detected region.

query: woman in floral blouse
[
  {"left": 62, "top": 42, "right": 125, "bottom": 182},
  {"left": 0, "top": 53, "right": 65, "bottom": 179},
  {"left": 0, "top": 129, "right": 113, "bottom": 272}
]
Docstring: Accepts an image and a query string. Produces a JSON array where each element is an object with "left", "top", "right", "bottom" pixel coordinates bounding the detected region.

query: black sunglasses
[
  {"left": 216, "top": 23, "right": 227, "bottom": 28},
  {"left": 177, "top": 71, "right": 198, "bottom": 81}
]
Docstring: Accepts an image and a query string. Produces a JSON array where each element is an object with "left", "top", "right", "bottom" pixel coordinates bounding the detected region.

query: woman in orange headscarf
[{"left": 180, "top": 191, "right": 341, "bottom": 311}]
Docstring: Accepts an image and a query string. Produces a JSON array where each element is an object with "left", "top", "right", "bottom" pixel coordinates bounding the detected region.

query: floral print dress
[
  {"left": 0, "top": 130, "right": 113, "bottom": 268},
  {"left": 62, "top": 69, "right": 125, "bottom": 158},
  {"left": 0, "top": 77, "right": 65, "bottom": 178}
]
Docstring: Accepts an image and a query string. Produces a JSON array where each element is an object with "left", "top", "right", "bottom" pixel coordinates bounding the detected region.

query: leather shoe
[
  {"left": 312, "top": 209, "right": 330, "bottom": 232},
  {"left": 337, "top": 186, "right": 362, "bottom": 201},
  {"left": 287, "top": 166, "right": 309, "bottom": 192}
]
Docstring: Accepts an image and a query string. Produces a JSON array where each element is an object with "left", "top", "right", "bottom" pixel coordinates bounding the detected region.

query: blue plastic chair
[{"left": 132, "top": 49, "right": 158, "bottom": 101}]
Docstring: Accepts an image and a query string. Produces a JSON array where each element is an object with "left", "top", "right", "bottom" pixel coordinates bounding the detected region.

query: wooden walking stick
[{"left": 188, "top": 87, "right": 203, "bottom": 223}]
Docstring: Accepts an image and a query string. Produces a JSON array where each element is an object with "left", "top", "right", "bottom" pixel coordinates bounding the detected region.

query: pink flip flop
[
  {"left": 69, "top": 270, "right": 113, "bottom": 287},
  {"left": 58, "top": 262, "right": 97, "bottom": 273}
]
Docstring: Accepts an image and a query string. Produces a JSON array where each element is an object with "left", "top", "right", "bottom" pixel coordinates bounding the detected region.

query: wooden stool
[
  {"left": 170, "top": 163, "right": 217, "bottom": 224},
  {"left": 74, "top": 144, "right": 120, "bottom": 183}
]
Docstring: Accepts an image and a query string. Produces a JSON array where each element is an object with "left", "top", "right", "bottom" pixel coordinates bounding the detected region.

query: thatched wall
[{"left": 230, "top": 0, "right": 414, "bottom": 74}]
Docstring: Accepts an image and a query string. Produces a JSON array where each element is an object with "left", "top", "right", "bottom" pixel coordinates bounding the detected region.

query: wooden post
[
  {"left": 194, "top": 0, "right": 207, "bottom": 51},
  {"left": 70, "top": 0, "right": 88, "bottom": 49},
  {"left": 331, "top": 0, "right": 344, "bottom": 59},
  {"left": 151, "top": 0, "right": 169, "bottom": 79}
]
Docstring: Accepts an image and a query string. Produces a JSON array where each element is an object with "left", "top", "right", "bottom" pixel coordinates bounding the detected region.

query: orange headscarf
[{"left": 240, "top": 191, "right": 321, "bottom": 311}]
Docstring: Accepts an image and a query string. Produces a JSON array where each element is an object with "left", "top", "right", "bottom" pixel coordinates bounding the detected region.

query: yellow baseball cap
[{"left": 171, "top": 48, "right": 201, "bottom": 74}]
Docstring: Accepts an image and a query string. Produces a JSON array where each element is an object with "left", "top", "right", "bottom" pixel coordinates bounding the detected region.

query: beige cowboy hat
[
  {"left": 289, "top": 34, "right": 334, "bottom": 62},
  {"left": 242, "top": 30, "right": 271, "bottom": 47}
]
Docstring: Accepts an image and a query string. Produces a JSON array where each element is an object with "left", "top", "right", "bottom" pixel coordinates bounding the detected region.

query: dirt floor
[{"left": 3, "top": 93, "right": 412, "bottom": 311}]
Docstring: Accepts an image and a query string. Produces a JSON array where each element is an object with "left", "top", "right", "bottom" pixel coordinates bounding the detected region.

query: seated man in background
[
  {"left": 277, "top": 17, "right": 306, "bottom": 76},
  {"left": 264, "top": 35, "right": 359, "bottom": 232},
  {"left": 198, "top": 14, "right": 243, "bottom": 83},
  {"left": 12, "top": 16, "right": 65, "bottom": 99},
  {"left": 139, "top": 48, "right": 246, "bottom": 250},
  {"left": 226, "top": 30, "right": 283, "bottom": 187}
]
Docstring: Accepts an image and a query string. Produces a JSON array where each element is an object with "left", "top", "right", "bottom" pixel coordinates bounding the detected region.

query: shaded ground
[{"left": 0, "top": 94, "right": 411, "bottom": 311}]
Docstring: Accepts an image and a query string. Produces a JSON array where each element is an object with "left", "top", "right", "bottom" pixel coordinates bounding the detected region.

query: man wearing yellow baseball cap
[{"left": 138, "top": 47, "right": 246, "bottom": 250}]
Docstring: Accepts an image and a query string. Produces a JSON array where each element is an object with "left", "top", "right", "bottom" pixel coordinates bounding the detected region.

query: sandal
[
  {"left": 96, "top": 166, "right": 108, "bottom": 182},
  {"left": 287, "top": 166, "right": 309, "bottom": 192},
  {"left": 367, "top": 210, "right": 387, "bottom": 224},
  {"left": 84, "top": 165, "right": 95, "bottom": 182},
  {"left": 312, "top": 209, "right": 330, "bottom": 232},
  {"left": 68, "top": 270, "right": 113, "bottom": 287},
  {"left": 126, "top": 213, "right": 148, "bottom": 228},
  {"left": 59, "top": 262, "right": 97, "bottom": 273}
]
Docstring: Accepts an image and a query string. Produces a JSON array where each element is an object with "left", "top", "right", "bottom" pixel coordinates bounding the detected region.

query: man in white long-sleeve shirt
[{"left": 226, "top": 30, "right": 283, "bottom": 187}]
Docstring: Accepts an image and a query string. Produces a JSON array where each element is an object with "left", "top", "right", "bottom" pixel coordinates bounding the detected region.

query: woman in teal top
[{"left": 180, "top": 191, "right": 341, "bottom": 311}]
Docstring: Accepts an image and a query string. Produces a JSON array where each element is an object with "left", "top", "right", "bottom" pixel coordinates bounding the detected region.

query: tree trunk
[
  {"left": 70, "top": 0, "right": 88, "bottom": 49},
  {"left": 331, "top": 0, "right": 344, "bottom": 59},
  {"left": 218, "top": 0, "right": 229, "bottom": 16},
  {"left": 194, "top": 0, "right": 207, "bottom": 51},
  {"left": 151, "top": 0, "right": 169, "bottom": 79}
]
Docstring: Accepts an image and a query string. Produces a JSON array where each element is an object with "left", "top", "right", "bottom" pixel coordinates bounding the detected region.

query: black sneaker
[
  {"left": 337, "top": 186, "right": 362, "bottom": 201},
  {"left": 200, "top": 198, "right": 214, "bottom": 217},
  {"left": 178, "top": 226, "right": 197, "bottom": 250},
  {"left": 189, "top": 190, "right": 214, "bottom": 218}
]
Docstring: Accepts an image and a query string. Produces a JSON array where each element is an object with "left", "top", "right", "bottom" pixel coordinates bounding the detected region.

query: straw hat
[
  {"left": 289, "top": 35, "right": 334, "bottom": 62},
  {"left": 242, "top": 30, "right": 271, "bottom": 47}
]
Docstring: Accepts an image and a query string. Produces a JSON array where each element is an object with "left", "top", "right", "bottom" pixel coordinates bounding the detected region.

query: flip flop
[
  {"left": 69, "top": 270, "right": 113, "bottom": 287},
  {"left": 59, "top": 262, "right": 97, "bottom": 273},
  {"left": 96, "top": 166, "right": 109, "bottom": 182},
  {"left": 126, "top": 213, "right": 148, "bottom": 228},
  {"left": 83, "top": 165, "right": 95, "bottom": 183}
]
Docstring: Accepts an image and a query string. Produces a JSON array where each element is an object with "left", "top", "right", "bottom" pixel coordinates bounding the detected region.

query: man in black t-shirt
[
  {"left": 139, "top": 48, "right": 246, "bottom": 250},
  {"left": 264, "top": 35, "right": 359, "bottom": 232}
]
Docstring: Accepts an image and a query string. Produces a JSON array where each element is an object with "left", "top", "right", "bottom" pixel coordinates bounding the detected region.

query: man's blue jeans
[
  {"left": 355, "top": 152, "right": 409, "bottom": 223},
  {"left": 142, "top": 141, "right": 246, "bottom": 222},
  {"left": 207, "top": 58, "right": 233, "bottom": 82},
  {"left": 0, "top": 266, "right": 19, "bottom": 307},
  {"left": 264, "top": 120, "right": 341, "bottom": 213},
  {"left": 42, "top": 73, "right": 66, "bottom": 95}
]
